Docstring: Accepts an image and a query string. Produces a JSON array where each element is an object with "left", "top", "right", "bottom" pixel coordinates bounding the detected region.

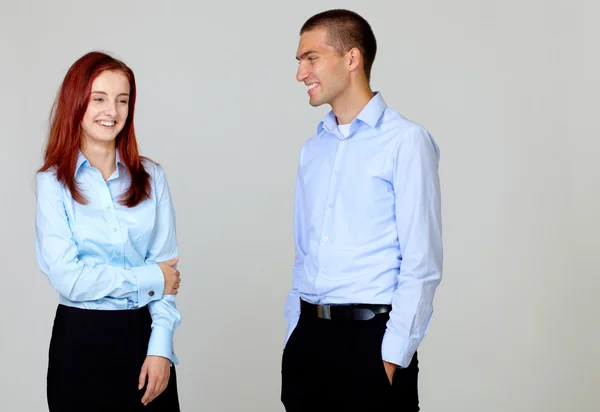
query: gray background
[{"left": 1, "top": 1, "right": 598, "bottom": 411}]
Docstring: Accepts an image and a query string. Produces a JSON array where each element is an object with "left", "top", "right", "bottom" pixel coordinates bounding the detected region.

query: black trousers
[
  {"left": 281, "top": 307, "right": 419, "bottom": 412},
  {"left": 47, "top": 304, "right": 180, "bottom": 412}
]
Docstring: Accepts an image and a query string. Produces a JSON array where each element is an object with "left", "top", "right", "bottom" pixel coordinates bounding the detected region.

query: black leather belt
[{"left": 300, "top": 299, "right": 392, "bottom": 321}]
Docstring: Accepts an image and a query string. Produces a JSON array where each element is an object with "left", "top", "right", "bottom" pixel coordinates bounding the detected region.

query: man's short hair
[{"left": 300, "top": 9, "right": 377, "bottom": 81}]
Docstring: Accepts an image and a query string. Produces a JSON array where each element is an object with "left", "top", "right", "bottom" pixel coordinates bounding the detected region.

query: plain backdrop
[{"left": 1, "top": 1, "right": 598, "bottom": 411}]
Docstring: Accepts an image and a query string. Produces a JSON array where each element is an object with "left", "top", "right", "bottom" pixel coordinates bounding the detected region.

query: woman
[{"left": 35, "top": 51, "right": 182, "bottom": 411}]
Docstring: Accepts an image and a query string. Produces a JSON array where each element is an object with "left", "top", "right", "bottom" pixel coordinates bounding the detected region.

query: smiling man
[{"left": 281, "top": 9, "right": 443, "bottom": 412}]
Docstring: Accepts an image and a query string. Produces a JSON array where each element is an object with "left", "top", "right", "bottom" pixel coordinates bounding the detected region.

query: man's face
[{"left": 296, "top": 28, "right": 350, "bottom": 107}]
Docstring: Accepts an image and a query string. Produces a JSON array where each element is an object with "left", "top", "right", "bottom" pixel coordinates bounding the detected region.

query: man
[{"left": 281, "top": 9, "right": 443, "bottom": 412}]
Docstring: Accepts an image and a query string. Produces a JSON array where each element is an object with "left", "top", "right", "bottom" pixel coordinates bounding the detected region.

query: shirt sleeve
[
  {"left": 381, "top": 125, "right": 443, "bottom": 367},
  {"left": 283, "top": 149, "right": 307, "bottom": 347},
  {"left": 144, "top": 166, "right": 182, "bottom": 365},
  {"left": 35, "top": 171, "right": 164, "bottom": 307}
]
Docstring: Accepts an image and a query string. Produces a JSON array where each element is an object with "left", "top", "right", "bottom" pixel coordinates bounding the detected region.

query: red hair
[{"left": 39, "top": 51, "right": 152, "bottom": 207}]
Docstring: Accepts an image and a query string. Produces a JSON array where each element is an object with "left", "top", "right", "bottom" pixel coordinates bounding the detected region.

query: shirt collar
[
  {"left": 317, "top": 91, "right": 387, "bottom": 135},
  {"left": 75, "top": 149, "right": 122, "bottom": 178},
  {"left": 75, "top": 151, "right": 88, "bottom": 176},
  {"left": 318, "top": 110, "right": 339, "bottom": 134},
  {"left": 355, "top": 91, "right": 387, "bottom": 128}
]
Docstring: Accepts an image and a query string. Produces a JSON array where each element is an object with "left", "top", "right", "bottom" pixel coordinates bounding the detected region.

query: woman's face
[{"left": 80, "top": 70, "right": 130, "bottom": 148}]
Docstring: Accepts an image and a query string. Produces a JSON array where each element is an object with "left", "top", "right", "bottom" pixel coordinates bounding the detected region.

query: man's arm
[
  {"left": 284, "top": 149, "right": 308, "bottom": 347},
  {"left": 381, "top": 125, "right": 443, "bottom": 368}
]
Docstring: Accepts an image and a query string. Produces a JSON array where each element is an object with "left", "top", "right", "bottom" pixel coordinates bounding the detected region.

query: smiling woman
[
  {"left": 81, "top": 70, "right": 131, "bottom": 151},
  {"left": 39, "top": 52, "right": 149, "bottom": 206},
  {"left": 35, "top": 51, "right": 183, "bottom": 412}
]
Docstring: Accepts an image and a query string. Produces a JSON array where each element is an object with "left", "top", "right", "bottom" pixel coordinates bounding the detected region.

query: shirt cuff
[
  {"left": 381, "top": 329, "right": 414, "bottom": 368},
  {"left": 147, "top": 325, "right": 179, "bottom": 365},
  {"left": 134, "top": 264, "right": 164, "bottom": 307},
  {"left": 283, "top": 320, "right": 299, "bottom": 349}
]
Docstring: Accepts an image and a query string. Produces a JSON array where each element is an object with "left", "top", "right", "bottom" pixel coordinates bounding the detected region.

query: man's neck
[
  {"left": 81, "top": 140, "right": 117, "bottom": 180},
  {"left": 331, "top": 84, "right": 374, "bottom": 125}
]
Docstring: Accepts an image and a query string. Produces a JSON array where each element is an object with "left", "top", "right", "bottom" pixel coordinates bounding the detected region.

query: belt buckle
[
  {"left": 353, "top": 307, "right": 375, "bottom": 320},
  {"left": 316, "top": 304, "right": 331, "bottom": 319}
]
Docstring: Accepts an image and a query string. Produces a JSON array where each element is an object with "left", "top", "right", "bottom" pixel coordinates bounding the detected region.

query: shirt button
[
  {"left": 328, "top": 203, "right": 333, "bottom": 208},
  {"left": 341, "top": 140, "right": 347, "bottom": 144},
  {"left": 323, "top": 236, "right": 328, "bottom": 241},
  {"left": 106, "top": 206, "right": 112, "bottom": 210},
  {"left": 148, "top": 291, "right": 155, "bottom": 297},
  {"left": 116, "top": 252, "right": 121, "bottom": 256},
  {"left": 112, "top": 228, "right": 117, "bottom": 232}
]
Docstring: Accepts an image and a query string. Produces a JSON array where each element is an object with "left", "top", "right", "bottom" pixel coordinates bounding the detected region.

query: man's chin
[{"left": 309, "top": 97, "right": 326, "bottom": 107}]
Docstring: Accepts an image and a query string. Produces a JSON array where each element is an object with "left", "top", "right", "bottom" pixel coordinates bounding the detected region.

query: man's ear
[{"left": 348, "top": 47, "right": 362, "bottom": 72}]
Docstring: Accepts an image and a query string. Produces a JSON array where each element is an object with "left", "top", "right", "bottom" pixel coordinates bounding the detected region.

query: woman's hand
[
  {"left": 138, "top": 355, "right": 171, "bottom": 405},
  {"left": 158, "top": 257, "right": 180, "bottom": 294}
]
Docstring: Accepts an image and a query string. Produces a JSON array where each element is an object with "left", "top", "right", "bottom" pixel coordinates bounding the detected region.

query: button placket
[
  {"left": 102, "top": 184, "right": 124, "bottom": 261},
  {"left": 317, "top": 137, "right": 347, "bottom": 274}
]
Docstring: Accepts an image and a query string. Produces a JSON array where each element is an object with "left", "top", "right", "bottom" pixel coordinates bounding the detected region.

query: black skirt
[{"left": 47, "top": 304, "right": 180, "bottom": 411}]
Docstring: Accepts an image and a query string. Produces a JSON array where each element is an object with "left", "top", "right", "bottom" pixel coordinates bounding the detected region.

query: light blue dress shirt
[
  {"left": 35, "top": 151, "right": 181, "bottom": 364},
  {"left": 284, "top": 92, "right": 443, "bottom": 368}
]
